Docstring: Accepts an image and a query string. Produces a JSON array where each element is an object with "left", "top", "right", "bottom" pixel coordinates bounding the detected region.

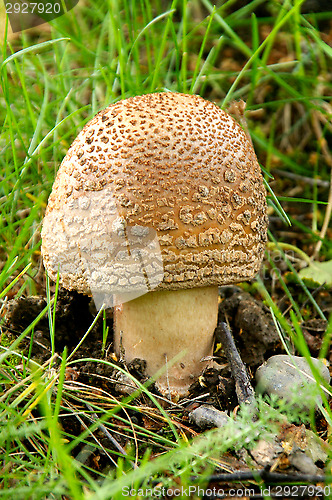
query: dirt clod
[
  {"left": 4, "top": 289, "right": 107, "bottom": 363},
  {"left": 218, "top": 287, "right": 280, "bottom": 368}
]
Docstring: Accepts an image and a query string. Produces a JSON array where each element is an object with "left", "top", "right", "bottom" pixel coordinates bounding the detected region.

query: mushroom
[{"left": 41, "top": 92, "right": 268, "bottom": 398}]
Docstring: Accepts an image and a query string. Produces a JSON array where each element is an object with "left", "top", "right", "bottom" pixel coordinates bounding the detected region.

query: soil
[
  {"left": 217, "top": 286, "right": 281, "bottom": 369},
  {"left": 3, "top": 285, "right": 281, "bottom": 394},
  {"left": 3, "top": 283, "right": 331, "bottom": 492},
  {"left": 4, "top": 282, "right": 331, "bottom": 405}
]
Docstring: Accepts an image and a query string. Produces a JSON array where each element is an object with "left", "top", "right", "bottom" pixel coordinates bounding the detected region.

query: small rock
[
  {"left": 251, "top": 437, "right": 283, "bottom": 466},
  {"left": 305, "top": 429, "right": 328, "bottom": 464},
  {"left": 255, "top": 355, "right": 330, "bottom": 412},
  {"left": 250, "top": 422, "right": 327, "bottom": 473},
  {"left": 189, "top": 405, "right": 230, "bottom": 429},
  {"left": 114, "top": 371, "right": 140, "bottom": 394},
  {"left": 290, "top": 449, "right": 319, "bottom": 475}
]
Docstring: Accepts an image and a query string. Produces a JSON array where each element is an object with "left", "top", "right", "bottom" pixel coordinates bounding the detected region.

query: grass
[{"left": 1, "top": 0, "right": 332, "bottom": 497}]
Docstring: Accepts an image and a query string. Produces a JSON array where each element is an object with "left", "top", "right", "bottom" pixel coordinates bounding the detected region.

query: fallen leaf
[{"left": 298, "top": 260, "right": 332, "bottom": 287}]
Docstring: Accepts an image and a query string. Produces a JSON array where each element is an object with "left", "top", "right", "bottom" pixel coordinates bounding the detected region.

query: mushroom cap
[{"left": 41, "top": 92, "right": 268, "bottom": 297}]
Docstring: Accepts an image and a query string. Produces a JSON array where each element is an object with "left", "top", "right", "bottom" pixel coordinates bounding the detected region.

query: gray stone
[
  {"left": 255, "top": 355, "right": 330, "bottom": 412},
  {"left": 114, "top": 371, "right": 139, "bottom": 394},
  {"left": 189, "top": 405, "right": 230, "bottom": 429},
  {"left": 290, "top": 449, "right": 319, "bottom": 475},
  {"left": 305, "top": 429, "right": 328, "bottom": 464}
]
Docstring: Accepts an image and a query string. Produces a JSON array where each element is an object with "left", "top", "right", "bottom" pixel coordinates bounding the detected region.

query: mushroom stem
[{"left": 114, "top": 286, "right": 219, "bottom": 398}]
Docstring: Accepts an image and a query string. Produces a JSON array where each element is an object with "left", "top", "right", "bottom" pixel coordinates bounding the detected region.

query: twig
[
  {"left": 271, "top": 168, "right": 330, "bottom": 188},
  {"left": 189, "top": 405, "right": 229, "bottom": 429},
  {"left": 197, "top": 469, "right": 330, "bottom": 500},
  {"left": 226, "top": 100, "right": 253, "bottom": 145},
  {"left": 164, "top": 353, "right": 172, "bottom": 401},
  {"left": 85, "top": 403, "right": 137, "bottom": 469},
  {"left": 215, "top": 321, "right": 255, "bottom": 406},
  {"left": 205, "top": 468, "right": 330, "bottom": 484},
  {"left": 311, "top": 110, "right": 332, "bottom": 260},
  {"left": 64, "top": 400, "right": 120, "bottom": 469},
  {"left": 160, "top": 469, "right": 331, "bottom": 500}
]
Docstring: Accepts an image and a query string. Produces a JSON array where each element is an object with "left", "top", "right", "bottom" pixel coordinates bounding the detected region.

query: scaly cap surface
[{"left": 42, "top": 92, "right": 268, "bottom": 295}]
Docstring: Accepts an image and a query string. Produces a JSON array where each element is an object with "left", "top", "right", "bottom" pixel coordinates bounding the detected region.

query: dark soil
[
  {"left": 3, "top": 270, "right": 332, "bottom": 493},
  {"left": 3, "top": 285, "right": 280, "bottom": 396},
  {"left": 4, "top": 283, "right": 331, "bottom": 401},
  {"left": 217, "top": 286, "right": 281, "bottom": 369}
]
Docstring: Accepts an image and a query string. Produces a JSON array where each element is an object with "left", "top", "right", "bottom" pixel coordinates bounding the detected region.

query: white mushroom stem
[{"left": 114, "top": 286, "right": 219, "bottom": 398}]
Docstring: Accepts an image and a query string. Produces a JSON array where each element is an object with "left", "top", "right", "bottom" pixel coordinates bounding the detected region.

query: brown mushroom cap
[{"left": 41, "top": 92, "right": 268, "bottom": 295}]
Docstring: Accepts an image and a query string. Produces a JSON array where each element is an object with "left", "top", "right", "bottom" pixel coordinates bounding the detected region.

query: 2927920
[
  {"left": 5, "top": 2, "right": 61, "bottom": 14},
  {"left": 260, "top": 485, "right": 331, "bottom": 497}
]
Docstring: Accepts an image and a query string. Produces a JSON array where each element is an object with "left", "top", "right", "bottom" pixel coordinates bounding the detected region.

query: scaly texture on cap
[{"left": 42, "top": 92, "right": 268, "bottom": 294}]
